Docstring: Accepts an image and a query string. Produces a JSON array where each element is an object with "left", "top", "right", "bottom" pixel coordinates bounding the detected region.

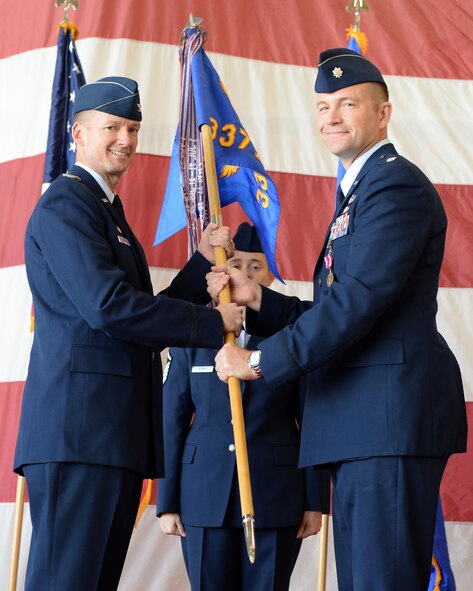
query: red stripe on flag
[
  {"left": 0, "top": 382, "right": 25, "bottom": 503},
  {"left": 0, "top": 156, "right": 44, "bottom": 268},
  {"left": 1, "top": 1, "right": 472, "bottom": 80},
  {"left": 441, "top": 402, "right": 473, "bottom": 522},
  {"left": 2, "top": 156, "right": 472, "bottom": 287},
  {"left": 1, "top": 376, "right": 471, "bottom": 521}
]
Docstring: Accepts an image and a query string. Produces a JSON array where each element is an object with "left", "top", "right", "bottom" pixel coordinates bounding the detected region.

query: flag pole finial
[
  {"left": 55, "top": 0, "right": 79, "bottom": 23},
  {"left": 346, "top": 0, "right": 369, "bottom": 32},
  {"left": 187, "top": 13, "right": 203, "bottom": 27},
  {"left": 181, "top": 15, "right": 206, "bottom": 45}
]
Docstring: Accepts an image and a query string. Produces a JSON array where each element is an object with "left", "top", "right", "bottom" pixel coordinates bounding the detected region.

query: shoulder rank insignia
[
  {"left": 386, "top": 156, "right": 397, "bottom": 162},
  {"left": 117, "top": 235, "right": 130, "bottom": 246},
  {"left": 62, "top": 173, "right": 81, "bottom": 181}
]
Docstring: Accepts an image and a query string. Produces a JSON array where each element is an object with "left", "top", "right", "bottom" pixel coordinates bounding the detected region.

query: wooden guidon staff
[
  {"left": 316, "top": 513, "right": 329, "bottom": 591},
  {"left": 201, "top": 123, "right": 256, "bottom": 563},
  {"left": 8, "top": 475, "right": 26, "bottom": 591}
]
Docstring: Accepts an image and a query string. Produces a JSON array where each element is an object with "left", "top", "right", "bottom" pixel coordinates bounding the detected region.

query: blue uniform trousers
[
  {"left": 23, "top": 462, "right": 142, "bottom": 591},
  {"left": 330, "top": 456, "right": 448, "bottom": 591},
  {"left": 181, "top": 525, "right": 302, "bottom": 590}
]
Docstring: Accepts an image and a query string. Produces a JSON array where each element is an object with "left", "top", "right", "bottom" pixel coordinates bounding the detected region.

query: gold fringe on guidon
[{"left": 346, "top": 25, "right": 368, "bottom": 55}]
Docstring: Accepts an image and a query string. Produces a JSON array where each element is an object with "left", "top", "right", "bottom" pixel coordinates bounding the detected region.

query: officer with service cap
[
  {"left": 14, "top": 76, "right": 243, "bottom": 590},
  {"left": 158, "top": 222, "right": 330, "bottom": 591},
  {"left": 213, "top": 49, "right": 467, "bottom": 590}
]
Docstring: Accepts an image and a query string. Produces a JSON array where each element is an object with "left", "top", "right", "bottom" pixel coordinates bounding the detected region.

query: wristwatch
[{"left": 247, "top": 349, "right": 263, "bottom": 378}]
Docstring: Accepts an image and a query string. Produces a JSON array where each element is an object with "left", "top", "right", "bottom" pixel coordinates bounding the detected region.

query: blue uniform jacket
[
  {"left": 157, "top": 339, "right": 330, "bottom": 528},
  {"left": 14, "top": 165, "right": 224, "bottom": 478},
  {"left": 247, "top": 144, "right": 467, "bottom": 467}
]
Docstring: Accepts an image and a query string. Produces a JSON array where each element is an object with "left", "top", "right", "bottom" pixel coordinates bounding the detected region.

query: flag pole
[
  {"left": 345, "top": 0, "right": 369, "bottom": 32},
  {"left": 316, "top": 514, "right": 329, "bottom": 591},
  {"left": 8, "top": 476, "right": 26, "bottom": 591},
  {"left": 201, "top": 121, "right": 256, "bottom": 563}
]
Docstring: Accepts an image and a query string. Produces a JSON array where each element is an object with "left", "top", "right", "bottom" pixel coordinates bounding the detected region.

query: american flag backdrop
[{"left": 0, "top": 1, "right": 472, "bottom": 589}]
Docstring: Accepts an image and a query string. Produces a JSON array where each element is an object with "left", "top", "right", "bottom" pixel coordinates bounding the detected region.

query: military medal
[{"left": 324, "top": 240, "right": 334, "bottom": 287}]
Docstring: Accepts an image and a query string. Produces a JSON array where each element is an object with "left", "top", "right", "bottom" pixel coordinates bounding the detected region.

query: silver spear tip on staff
[{"left": 243, "top": 514, "right": 256, "bottom": 563}]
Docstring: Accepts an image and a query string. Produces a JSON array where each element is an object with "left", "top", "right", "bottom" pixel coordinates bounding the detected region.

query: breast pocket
[{"left": 331, "top": 235, "right": 351, "bottom": 280}]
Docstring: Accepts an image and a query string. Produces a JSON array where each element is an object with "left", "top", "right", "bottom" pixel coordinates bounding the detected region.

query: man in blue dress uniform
[
  {"left": 212, "top": 50, "right": 468, "bottom": 590},
  {"left": 14, "top": 76, "right": 243, "bottom": 590},
  {"left": 158, "top": 223, "right": 330, "bottom": 590}
]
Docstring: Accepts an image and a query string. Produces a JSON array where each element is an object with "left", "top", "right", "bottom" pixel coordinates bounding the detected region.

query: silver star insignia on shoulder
[
  {"left": 386, "top": 156, "right": 397, "bottom": 162},
  {"left": 332, "top": 67, "right": 343, "bottom": 78}
]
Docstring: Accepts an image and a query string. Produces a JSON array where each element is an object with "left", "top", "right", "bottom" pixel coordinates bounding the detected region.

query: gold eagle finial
[
  {"left": 55, "top": 0, "right": 79, "bottom": 23},
  {"left": 345, "top": 0, "right": 369, "bottom": 32}
]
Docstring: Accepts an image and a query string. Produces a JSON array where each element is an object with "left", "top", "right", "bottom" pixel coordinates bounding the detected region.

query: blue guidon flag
[
  {"left": 43, "top": 22, "right": 86, "bottom": 184},
  {"left": 429, "top": 500, "right": 456, "bottom": 591},
  {"left": 155, "top": 21, "right": 283, "bottom": 282}
]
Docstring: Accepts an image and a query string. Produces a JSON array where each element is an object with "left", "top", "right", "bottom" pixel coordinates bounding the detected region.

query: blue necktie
[
  {"left": 336, "top": 185, "right": 345, "bottom": 211},
  {"left": 113, "top": 195, "right": 129, "bottom": 229},
  {"left": 113, "top": 194, "right": 124, "bottom": 213}
]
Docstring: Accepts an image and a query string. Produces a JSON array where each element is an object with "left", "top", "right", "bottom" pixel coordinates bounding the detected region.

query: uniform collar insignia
[{"left": 62, "top": 173, "right": 81, "bottom": 181}]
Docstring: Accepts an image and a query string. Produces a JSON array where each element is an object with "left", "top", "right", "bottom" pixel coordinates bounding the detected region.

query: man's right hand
[
  {"left": 216, "top": 302, "right": 244, "bottom": 335},
  {"left": 207, "top": 265, "right": 262, "bottom": 311},
  {"left": 159, "top": 513, "right": 186, "bottom": 537}
]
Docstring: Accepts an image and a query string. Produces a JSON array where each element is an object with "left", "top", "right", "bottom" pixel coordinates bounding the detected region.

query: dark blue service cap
[
  {"left": 233, "top": 222, "right": 263, "bottom": 253},
  {"left": 74, "top": 76, "right": 142, "bottom": 121},
  {"left": 315, "top": 48, "right": 386, "bottom": 93}
]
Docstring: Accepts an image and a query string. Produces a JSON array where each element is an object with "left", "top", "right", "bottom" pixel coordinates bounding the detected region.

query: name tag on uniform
[
  {"left": 191, "top": 366, "right": 215, "bottom": 373},
  {"left": 329, "top": 212, "right": 350, "bottom": 241},
  {"left": 117, "top": 235, "right": 131, "bottom": 246}
]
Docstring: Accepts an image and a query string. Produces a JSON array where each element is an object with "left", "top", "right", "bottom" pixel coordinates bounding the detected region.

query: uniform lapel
[
  {"left": 113, "top": 195, "right": 154, "bottom": 293},
  {"left": 70, "top": 166, "right": 153, "bottom": 294},
  {"left": 313, "top": 143, "right": 398, "bottom": 276}
]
